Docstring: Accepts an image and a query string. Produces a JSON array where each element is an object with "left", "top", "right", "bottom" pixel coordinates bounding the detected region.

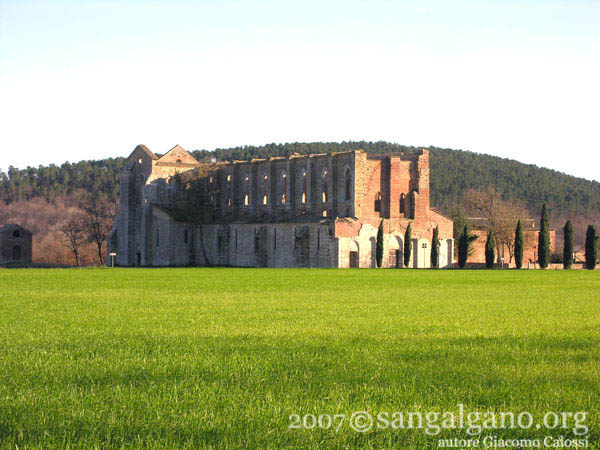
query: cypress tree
[
  {"left": 431, "top": 226, "right": 440, "bottom": 268},
  {"left": 485, "top": 229, "right": 495, "bottom": 269},
  {"left": 514, "top": 219, "right": 524, "bottom": 269},
  {"left": 537, "top": 203, "right": 551, "bottom": 269},
  {"left": 403, "top": 223, "right": 412, "bottom": 268},
  {"left": 585, "top": 225, "right": 598, "bottom": 270},
  {"left": 563, "top": 220, "right": 573, "bottom": 269},
  {"left": 458, "top": 225, "right": 477, "bottom": 269},
  {"left": 376, "top": 220, "right": 384, "bottom": 268}
]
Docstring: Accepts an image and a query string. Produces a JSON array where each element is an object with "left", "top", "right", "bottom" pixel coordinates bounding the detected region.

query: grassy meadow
[{"left": 0, "top": 268, "right": 598, "bottom": 449}]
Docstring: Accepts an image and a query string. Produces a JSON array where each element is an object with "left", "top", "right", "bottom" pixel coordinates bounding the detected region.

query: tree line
[{"left": 3, "top": 142, "right": 599, "bottom": 223}]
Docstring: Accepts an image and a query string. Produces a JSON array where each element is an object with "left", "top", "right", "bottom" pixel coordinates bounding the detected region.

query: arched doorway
[
  {"left": 12, "top": 245, "right": 21, "bottom": 261},
  {"left": 388, "top": 236, "right": 402, "bottom": 268}
]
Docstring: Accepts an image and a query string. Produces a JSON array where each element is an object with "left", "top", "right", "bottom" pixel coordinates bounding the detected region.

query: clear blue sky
[{"left": 0, "top": 0, "right": 598, "bottom": 180}]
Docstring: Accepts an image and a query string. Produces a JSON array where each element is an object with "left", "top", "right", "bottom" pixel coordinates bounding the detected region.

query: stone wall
[
  {"left": 201, "top": 151, "right": 357, "bottom": 221},
  {"left": 335, "top": 220, "right": 453, "bottom": 269},
  {"left": 195, "top": 222, "right": 335, "bottom": 268}
]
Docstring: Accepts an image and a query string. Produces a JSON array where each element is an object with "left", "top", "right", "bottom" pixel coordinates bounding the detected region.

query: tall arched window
[
  {"left": 301, "top": 171, "right": 307, "bottom": 204},
  {"left": 374, "top": 192, "right": 382, "bottom": 212},
  {"left": 244, "top": 176, "right": 250, "bottom": 206},
  {"left": 344, "top": 168, "right": 352, "bottom": 201},
  {"left": 322, "top": 169, "right": 328, "bottom": 203},
  {"left": 263, "top": 175, "right": 268, "bottom": 205},
  {"left": 400, "top": 193, "right": 406, "bottom": 214},
  {"left": 281, "top": 173, "right": 287, "bottom": 204},
  {"left": 225, "top": 173, "right": 232, "bottom": 208}
]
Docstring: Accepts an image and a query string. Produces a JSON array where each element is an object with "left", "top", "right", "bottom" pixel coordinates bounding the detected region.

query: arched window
[
  {"left": 176, "top": 159, "right": 182, "bottom": 164},
  {"left": 244, "top": 176, "right": 249, "bottom": 206},
  {"left": 184, "top": 229, "right": 189, "bottom": 244},
  {"left": 322, "top": 169, "right": 328, "bottom": 203},
  {"left": 12, "top": 245, "right": 21, "bottom": 261},
  {"left": 281, "top": 173, "right": 287, "bottom": 204},
  {"left": 374, "top": 192, "right": 382, "bottom": 212},
  {"left": 344, "top": 168, "right": 352, "bottom": 201},
  {"left": 400, "top": 193, "right": 406, "bottom": 214},
  {"left": 301, "top": 171, "right": 307, "bottom": 204},
  {"left": 263, "top": 175, "right": 268, "bottom": 205}
]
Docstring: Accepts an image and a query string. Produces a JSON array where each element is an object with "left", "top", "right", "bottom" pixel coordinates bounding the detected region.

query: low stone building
[
  {"left": 108, "top": 144, "right": 454, "bottom": 268},
  {"left": 0, "top": 224, "right": 33, "bottom": 265},
  {"left": 468, "top": 218, "right": 556, "bottom": 268}
]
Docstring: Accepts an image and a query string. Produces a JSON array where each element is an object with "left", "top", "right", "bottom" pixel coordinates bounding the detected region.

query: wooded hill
[{"left": 1, "top": 142, "right": 598, "bottom": 261}]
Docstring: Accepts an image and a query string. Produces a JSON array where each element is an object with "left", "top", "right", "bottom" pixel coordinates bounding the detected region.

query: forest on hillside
[{"left": 1, "top": 142, "right": 598, "bottom": 264}]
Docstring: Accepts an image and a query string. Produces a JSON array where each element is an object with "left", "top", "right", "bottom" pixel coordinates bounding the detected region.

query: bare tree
[
  {"left": 81, "top": 195, "right": 116, "bottom": 265},
  {"left": 464, "top": 188, "right": 530, "bottom": 264},
  {"left": 59, "top": 215, "right": 87, "bottom": 267}
]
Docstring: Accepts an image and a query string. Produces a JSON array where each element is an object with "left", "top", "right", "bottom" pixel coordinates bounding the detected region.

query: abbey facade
[{"left": 108, "top": 145, "right": 454, "bottom": 268}]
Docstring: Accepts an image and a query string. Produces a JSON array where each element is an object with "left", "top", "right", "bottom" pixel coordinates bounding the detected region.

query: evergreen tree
[
  {"left": 538, "top": 203, "right": 551, "bottom": 269},
  {"left": 458, "top": 225, "right": 477, "bottom": 268},
  {"left": 585, "top": 225, "right": 598, "bottom": 270},
  {"left": 563, "top": 220, "right": 573, "bottom": 269},
  {"left": 514, "top": 219, "right": 524, "bottom": 269},
  {"left": 403, "top": 223, "right": 412, "bottom": 268},
  {"left": 376, "top": 220, "right": 384, "bottom": 268},
  {"left": 431, "top": 226, "right": 440, "bottom": 268},
  {"left": 485, "top": 229, "right": 495, "bottom": 269}
]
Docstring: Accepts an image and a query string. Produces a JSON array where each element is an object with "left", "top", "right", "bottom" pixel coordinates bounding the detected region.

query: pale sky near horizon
[{"left": 0, "top": 0, "right": 599, "bottom": 181}]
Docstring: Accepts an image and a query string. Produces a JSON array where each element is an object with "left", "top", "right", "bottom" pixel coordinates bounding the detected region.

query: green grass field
[{"left": 0, "top": 268, "right": 598, "bottom": 449}]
